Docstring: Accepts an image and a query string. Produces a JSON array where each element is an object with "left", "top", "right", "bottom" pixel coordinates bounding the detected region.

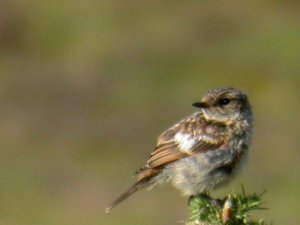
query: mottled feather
[{"left": 143, "top": 112, "right": 225, "bottom": 172}]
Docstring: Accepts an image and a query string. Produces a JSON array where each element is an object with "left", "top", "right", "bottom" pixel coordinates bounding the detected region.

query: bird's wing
[
  {"left": 147, "top": 131, "right": 222, "bottom": 168},
  {"left": 145, "top": 113, "right": 225, "bottom": 169}
]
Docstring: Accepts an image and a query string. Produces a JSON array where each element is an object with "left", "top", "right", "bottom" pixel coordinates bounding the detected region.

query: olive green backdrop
[{"left": 0, "top": 1, "right": 299, "bottom": 225}]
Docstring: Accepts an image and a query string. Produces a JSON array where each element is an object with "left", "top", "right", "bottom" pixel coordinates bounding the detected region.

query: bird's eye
[{"left": 218, "top": 98, "right": 231, "bottom": 106}]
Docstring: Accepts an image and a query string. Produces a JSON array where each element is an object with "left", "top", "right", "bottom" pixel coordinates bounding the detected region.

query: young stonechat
[{"left": 105, "top": 87, "right": 253, "bottom": 213}]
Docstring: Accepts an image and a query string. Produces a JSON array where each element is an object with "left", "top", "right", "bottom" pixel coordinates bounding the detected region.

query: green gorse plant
[{"left": 187, "top": 187, "right": 269, "bottom": 225}]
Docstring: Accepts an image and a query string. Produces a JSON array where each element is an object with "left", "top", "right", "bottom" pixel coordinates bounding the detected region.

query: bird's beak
[{"left": 192, "top": 101, "right": 208, "bottom": 108}]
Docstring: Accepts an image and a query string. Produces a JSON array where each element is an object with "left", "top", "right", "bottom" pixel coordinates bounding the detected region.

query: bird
[{"left": 105, "top": 87, "right": 253, "bottom": 213}]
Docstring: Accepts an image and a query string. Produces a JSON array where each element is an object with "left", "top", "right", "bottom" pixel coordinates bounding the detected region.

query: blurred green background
[{"left": 0, "top": 1, "right": 299, "bottom": 225}]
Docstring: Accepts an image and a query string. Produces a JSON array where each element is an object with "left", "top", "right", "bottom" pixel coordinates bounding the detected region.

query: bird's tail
[{"left": 105, "top": 177, "right": 152, "bottom": 213}]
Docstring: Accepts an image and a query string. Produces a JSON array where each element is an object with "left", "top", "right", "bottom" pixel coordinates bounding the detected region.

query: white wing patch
[{"left": 174, "top": 132, "right": 196, "bottom": 153}]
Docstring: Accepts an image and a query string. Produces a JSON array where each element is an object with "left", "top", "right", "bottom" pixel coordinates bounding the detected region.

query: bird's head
[{"left": 192, "top": 88, "right": 252, "bottom": 124}]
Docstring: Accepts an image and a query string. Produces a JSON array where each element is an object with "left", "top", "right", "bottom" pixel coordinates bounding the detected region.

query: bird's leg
[
  {"left": 211, "top": 198, "right": 223, "bottom": 208},
  {"left": 188, "top": 195, "right": 196, "bottom": 206}
]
